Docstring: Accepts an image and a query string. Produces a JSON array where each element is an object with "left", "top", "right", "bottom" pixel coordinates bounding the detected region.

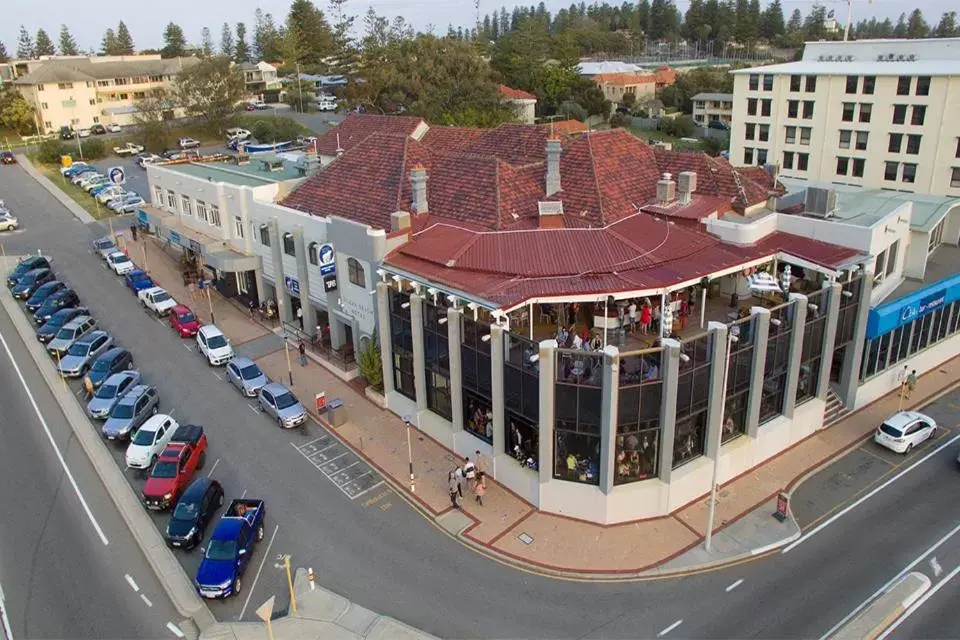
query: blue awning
[{"left": 866, "top": 272, "right": 960, "bottom": 339}]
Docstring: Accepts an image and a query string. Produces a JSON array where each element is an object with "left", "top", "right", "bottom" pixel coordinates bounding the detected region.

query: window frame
[{"left": 347, "top": 257, "right": 366, "bottom": 287}]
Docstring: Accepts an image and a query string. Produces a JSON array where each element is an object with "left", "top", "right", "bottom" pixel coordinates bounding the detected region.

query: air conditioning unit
[{"left": 804, "top": 186, "right": 837, "bottom": 218}]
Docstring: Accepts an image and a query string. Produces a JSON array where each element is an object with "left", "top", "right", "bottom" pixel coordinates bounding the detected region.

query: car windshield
[
  {"left": 19, "top": 273, "right": 37, "bottom": 284},
  {"left": 98, "top": 241, "right": 115, "bottom": 251},
  {"left": 55, "top": 327, "right": 74, "bottom": 340},
  {"left": 132, "top": 429, "right": 156, "bottom": 446},
  {"left": 110, "top": 403, "right": 135, "bottom": 419},
  {"left": 880, "top": 423, "right": 903, "bottom": 438},
  {"left": 154, "top": 292, "right": 171, "bottom": 302},
  {"left": 67, "top": 342, "right": 90, "bottom": 357},
  {"left": 46, "top": 315, "right": 67, "bottom": 328},
  {"left": 204, "top": 539, "right": 237, "bottom": 561},
  {"left": 240, "top": 364, "right": 261, "bottom": 380},
  {"left": 178, "top": 312, "right": 195, "bottom": 324},
  {"left": 95, "top": 383, "right": 118, "bottom": 399},
  {"left": 275, "top": 392, "right": 298, "bottom": 410},
  {"left": 207, "top": 335, "right": 228, "bottom": 349},
  {"left": 151, "top": 461, "right": 177, "bottom": 478},
  {"left": 110, "top": 254, "right": 127, "bottom": 264},
  {"left": 172, "top": 501, "right": 198, "bottom": 520},
  {"left": 91, "top": 358, "right": 112, "bottom": 372}
]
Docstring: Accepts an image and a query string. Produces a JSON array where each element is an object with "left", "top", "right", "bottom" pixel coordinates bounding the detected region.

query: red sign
[
  {"left": 315, "top": 392, "right": 327, "bottom": 412},
  {"left": 774, "top": 491, "right": 789, "bottom": 522}
]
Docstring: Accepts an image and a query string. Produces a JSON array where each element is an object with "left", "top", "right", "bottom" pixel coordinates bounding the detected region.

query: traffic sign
[
  {"left": 255, "top": 595, "right": 275, "bottom": 622},
  {"left": 108, "top": 166, "right": 126, "bottom": 185}
]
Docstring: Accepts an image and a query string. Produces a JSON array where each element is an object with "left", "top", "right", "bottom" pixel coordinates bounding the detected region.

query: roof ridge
[
  {"left": 586, "top": 133, "right": 606, "bottom": 225},
  {"left": 494, "top": 160, "right": 502, "bottom": 231},
  {"left": 396, "top": 136, "right": 411, "bottom": 211}
]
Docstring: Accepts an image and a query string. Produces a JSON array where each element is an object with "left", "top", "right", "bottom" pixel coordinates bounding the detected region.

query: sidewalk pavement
[
  {"left": 200, "top": 569, "right": 437, "bottom": 640},
  {"left": 127, "top": 237, "right": 960, "bottom": 577}
]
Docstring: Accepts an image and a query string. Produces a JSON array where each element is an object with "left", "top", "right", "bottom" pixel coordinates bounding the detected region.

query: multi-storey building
[
  {"left": 730, "top": 38, "right": 960, "bottom": 197},
  {"left": 691, "top": 92, "right": 734, "bottom": 126},
  {"left": 12, "top": 55, "right": 198, "bottom": 133}
]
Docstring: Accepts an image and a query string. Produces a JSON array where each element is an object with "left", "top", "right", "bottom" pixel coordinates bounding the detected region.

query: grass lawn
[
  {"left": 31, "top": 159, "right": 118, "bottom": 221},
  {"left": 629, "top": 126, "right": 701, "bottom": 150}
]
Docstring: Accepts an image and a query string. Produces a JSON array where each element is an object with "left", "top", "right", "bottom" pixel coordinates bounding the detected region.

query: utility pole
[
  {"left": 204, "top": 280, "right": 215, "bottom": 324},
  {"left": 705, "top": 331, "right": 739, "bottom": 552},
  {"left": 403, "top": 415, "right": 416, "bottom": 493}
]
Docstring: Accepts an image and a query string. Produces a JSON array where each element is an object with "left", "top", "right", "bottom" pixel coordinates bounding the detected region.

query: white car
[
  {"left": 74, "top": 172, "right": 103, "bottom": 187},
  {"left": 226, "top": 127, "right": 251, "bottom": 141},
  {"left": 874, "top": 411, "right": 937, "bottom": 454},
  {"left": 96, "top": 187, "right": 126, "bottom": 203},
  {"left": 138, "top": 286, "right": 177, "bottom": 317},
  {"left": 77, "top": 128, "right": 91, "bottom": 138},
  {"left": 178, "top": 137, "right": 200, "bottom": 149},
  {"left": 0, "top": 213, "right": 18, "bottom": 231},
  {"left": 196, "top": 324, "right": 234, "bottom": 366},
  {"left": 106, "top": 123, "right": 122, "bottom": 133},
  {"left": 113, "top": 142, "right": 144, "bottom": 156},
  {"left": 107, "top": 251, "right": 135, "bottom": 275},
  {"left": 125, "top": 414, "right": 179, "bottom": 469},
  {"left": 315, "top": 98, "right": 337, "bottom": 112}
]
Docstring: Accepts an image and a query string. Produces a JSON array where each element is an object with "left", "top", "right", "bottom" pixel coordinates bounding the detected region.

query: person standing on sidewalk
[
  {"left": 905, "top": 369, "right": 918, "bottom": 399},
  {"left": 454, "top": 465, "right": 465, "bottom": 499},
  {"left": 448, "top": 470, "right": 460, "bottom": 509},
  {"left": 248, "top": 298, "right": 256, "bottom": 322},
  {"left": 474, "top": 472, "right": 486, "bottom": 506},
  {"left": 475, "top": 450, "right": 486, "bottom": 476},
  {"left": 462, "top": 456, "right": 477, "bottom": 492},
  {"left": 298, "top": 339, "right": 307, "bottom": 366}
]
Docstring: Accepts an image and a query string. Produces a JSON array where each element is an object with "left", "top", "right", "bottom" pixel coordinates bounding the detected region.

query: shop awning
[{"left": 205, "top": 250, "right": 260, "bottom": 273}]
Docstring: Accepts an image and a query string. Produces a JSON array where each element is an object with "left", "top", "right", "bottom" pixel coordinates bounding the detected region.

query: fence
[{"left": 281, "top": 321, "right": 357, "bottom": 372}]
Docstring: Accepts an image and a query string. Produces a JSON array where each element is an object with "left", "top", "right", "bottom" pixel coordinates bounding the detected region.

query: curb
[
  {"left": 16, "top": 154, "right": 96, "bottom": 224},
  {"left": 0, "top": 286, "right": 214, "bottom": 634},
  {"left": 828, "top": 571, "right": 931, "bottom": 640}
]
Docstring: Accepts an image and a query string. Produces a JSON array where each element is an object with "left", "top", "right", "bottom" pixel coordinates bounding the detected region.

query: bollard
[{"left": 307, "top": 567, "right": 315, "bottom": 590}]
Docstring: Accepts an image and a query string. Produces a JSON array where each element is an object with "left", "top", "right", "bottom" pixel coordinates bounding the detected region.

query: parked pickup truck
[
  {"left": 195, "top": 498, "right": 266, "bottom": 599},
  {"left": 142, "top": 424, "right": 207, "bottom": 510},
  {"left": 113, "top": 142, "right": 144, "bottom": 156}
]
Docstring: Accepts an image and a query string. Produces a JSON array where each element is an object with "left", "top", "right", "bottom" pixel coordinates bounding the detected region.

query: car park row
[
  {"left": 4, "top": 243, "right": 308, "bottom": 600},
  {"left": 60, "top": 161, "right": 144, "bottom": 213}
]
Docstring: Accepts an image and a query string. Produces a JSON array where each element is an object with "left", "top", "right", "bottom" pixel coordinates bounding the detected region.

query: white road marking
[
  {"left": 212, "top": 372, "right": 222, "bottom": 380},
  {"left": 248, "top": 403, "right": 259, "bottom": 415},
  {"left": 166, "top": 621, "right": 185, "bottom": 637},
  {"left": 818, "top": 521, "right": 960, "bottom": 640},
  {"left": 206, "top": 458, "right": 220, "bottom": 477},
  {"left": 725, "top": 579, "right": 744, "bottom": 593},
  {"left": 155, "top": 318, "right": 165, "bottom": 326},
  {"left": 0, "top": 326, "right": 109, "bottom": 545},
  {"left": 930, "top": 556, "right": 942, "bottom": 578},
  {"left": 181, "top": 343, "right": 192, "bottom": 352},
  {"left": 140, "top": 594, "right": 153, "bottom": 607},
  {"left": 124, "top": 574, "right": 139, "bottom": 592},
  {"left": 240, "top": 489, "right": 247, "bottom": 499},
  {"left": 658, "top": 619, "right": 683, "bottom": 637},
  {"left": 878, "top": 562, "right": 960, "bottom": 639},
  {"left": 784, "top": 432, "right": 960, "bottom": 554},
  {"left": 238, "top": 524, "right": 279, "bottom": 619},
  {"left": 0, "top": 580, "right": 13, "bottom": 640}
]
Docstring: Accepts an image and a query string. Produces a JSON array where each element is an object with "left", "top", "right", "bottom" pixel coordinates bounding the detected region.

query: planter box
[{"left": 364, "top": 386, "right": 386, "bottom": 408}]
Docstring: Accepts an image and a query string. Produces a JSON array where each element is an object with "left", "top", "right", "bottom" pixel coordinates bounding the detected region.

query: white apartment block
[
  {"left": 691, "top": 92, "right": 734, "bottom": 125},
  {"left": 12, "top": 55, "right": 198, "bottom": 133},
  {"left": 730, "top": 38, "right": 960, "bottom": 197}
]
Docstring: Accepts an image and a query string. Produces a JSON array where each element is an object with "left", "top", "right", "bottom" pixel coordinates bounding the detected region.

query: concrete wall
[{"left": 855, "top": 332, "right": 960, "bottom": 409}]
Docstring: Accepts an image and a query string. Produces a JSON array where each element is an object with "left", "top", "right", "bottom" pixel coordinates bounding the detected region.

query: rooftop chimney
[
  {"left": 657, "top": 172, "right": 676, "bottom": 206},
  {"left": 677, "top": 171, "right": 697, "bottom": 205},
  {"left": 545, "top": 137, "right": 562, "bottom": 196},
  {"left": 391, "top": 211, "right": 411, "bottom": 232},
  {"left": 410, "top": 164, "right": 428, "bottom": 215}
]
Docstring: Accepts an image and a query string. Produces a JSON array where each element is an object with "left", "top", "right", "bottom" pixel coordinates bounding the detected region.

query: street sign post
[
  {"left": 315, "top": 392, "right": 327, "bottom": 412},
  {"left": 255, "top": 595, "right": 276, "bottom": 640},
  {"left": 773, "top": 491, "right": 789, "bottom": 522}
]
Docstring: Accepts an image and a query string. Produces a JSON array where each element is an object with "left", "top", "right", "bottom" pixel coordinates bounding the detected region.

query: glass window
[
  {"left": 845, "top": 76, "right": 858, "bottom": 94},
  {"left": 836, "top": 157, "right": 849, "bottom": 176},
  {"left": 905, "top": 134, "right": 921, "bottom": 155},
  {"left": 390, "top": 290, "right": 415, "bottom": 400},
  {"left": 462, "top": 316, "right": 493, "bottom": 442},
  {"left": 855, "top": 131, "right": 869, "bottom": 151},
  {"left": 886, "top": 240, "right": 899, "bottom": 277},
  {"left": 761, "top": 99, "right": 772, "bottom": 117},
  {"left": 836, "top": 276, "right": 863, "bottom": 346},
  {"left": 758, "top": 124, "right": 769, "bottom": 142},
  {"left": 805, "top": 76, "right": 817, "bottom": 92},
  {"left": 859, "top": 103, "right": 872, "bottom": 123},
  {"left": 785, "top": 126, "right": 796, "bottom": 144},
  {"left": 196, "top": 200, "right": 207, "bottom": 223},
  {"left": 759, "top": 304, "right": 794, "bottom": 424},
  {"left": 916, "top": 76, "right": 930, "bottom": 96},
  {"left": 745, "top": 123, "right": 756, "bottom": 141},
  {"left": 234, "top": 216, "right": 244, "bottom": 239},
  {"left": 884, "top": 161, "right": 899, "bottom": 181},
  {"left": 782, "top": 151, "right": 794, "bottom": 169},
  {"left": 929, "top": 218, "right": 945, "bottom": 253},
  {"left": 852, "top": 158, "right": 865, "bottom": 178},
  {"left": 888, "top": 133, "right": 903, "bottom": 153},
  {"left": 841, "top": 103, "right": 855, "bottom": 122},
  {"left": 796, "top": 290, "right": 826, "bottom": 405},
  {"left": 616, "top": 350, "right": 662, "bottom": 483},
  {"left": 181, "top": 195, "right": 191, "bottom": 216},
  {"left": 464, "top": 390, "right": 493, "bottom": 444},
  {"left": 787, "top": 100, "right": 798, "bottom": 118},
  {"left": 259, "top": 225, "right": 270, "bottom": 246},
  {"left": 797, "top": 153, "right": 809, "bottom": 171},
  {"left": 790, "top": 75, "right": 801, "bottom": 92},
  {"left": 839, "top": 130, "right": 851, "bottom": 149},
  {"left": 911, "top": 105, "right": 926, "bottom": 126},
  {"left": 307, "top": 242, "right": 318, "bottom": 266},
  {"left": 555, "top": 351, "right": 602, "bottom": 485},
  {"left": 902, "top": 163, "right": 917, "bottom": 184},
  {"left": 166, "top": 190, "right": 176, "bottom": 210},
  {"left": 743, "top": 147, "right": 754, "bottom": 165},
  {"left": 422, "top": 301, "right": 451, "bottom": 420},
  {"left": 673, "top": 334, "right": 712, "bottom": 467},
  {"left": 802, "top": 100, "right": 814, "bottom": 118},
  {"left": 347, "top": 258, "right": 365, "bottom": 287},
  {"left": 757, "top": 149, "right": 768, "bottom": 166},
  {"left": 897, "top": 76, "right": 911, "bottom": 96},
  {"left": 282, "top": 233, "right": 295, "bottom": 256},
  {"left": 892, "top": 104, "right": 907, "bottom": 125},
  {"left": 762, "top": 75, "right": 773, "bottom": 91},
  {"left": 748, "top": 74, "right": 759, "bottom": 91},
  {"left": 505, "top": 332, "right": 540, "bottom": 466},
  {"left": 747, "top": 98, "right": 757, "bottom": 116},
  {"left": 862, "top": 76, "right": 876, "bottom": 94},
  {"left": 951, "top": 167, "right": 960, "bottom": 188},
  {"left": 209, "top": 205, "right": 220, "bottom": 228},
  {"left": 724, "top": 316, "right": 755, "bottom": 440}
]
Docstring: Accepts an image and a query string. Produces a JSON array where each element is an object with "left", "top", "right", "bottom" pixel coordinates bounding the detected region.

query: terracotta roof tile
[
  {"left": 498, "top": 84, "right": 538, "bottom": 100},
  {"left": 313, "top": 114, "right": 424, "bottom": 156},
  {"left": 419, "top": 126, "right": 485, "bottom": 150},
  {"left": 550, "top": 119, "right": 588, "bottom": 135}
]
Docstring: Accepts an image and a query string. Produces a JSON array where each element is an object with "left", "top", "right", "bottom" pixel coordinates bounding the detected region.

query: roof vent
[
  {"left": 804, "top": 186, "right": 837, "bottom": 219},
  {"left": 538, "top": 201, "right": 564, "bottom": 229},
  {"left": 677, "top": 171, "right": 696, "bottom": 205},
  {"left": 657, "top": 172, "right": 676, "bottom": 206}
]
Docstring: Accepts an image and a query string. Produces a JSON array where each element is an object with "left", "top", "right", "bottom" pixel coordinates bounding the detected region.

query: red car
[
  {"left": 169, "top": 304, "right": 200, "bottom": 337},
  {"left": 142, "top": 426, "right": 207, "bottom": 510}
]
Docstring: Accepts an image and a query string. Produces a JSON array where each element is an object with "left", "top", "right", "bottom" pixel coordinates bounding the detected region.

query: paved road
[
  {"left": 0, "top": 292, "right": 185, "bottom": 638},
  {"left": 3, "top": 161, "right": 960, "bottom": 639}
]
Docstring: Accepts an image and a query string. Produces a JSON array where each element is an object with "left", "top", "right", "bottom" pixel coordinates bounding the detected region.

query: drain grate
[{"left": 518, "top": 533, "right": 534, "bottom": 545}]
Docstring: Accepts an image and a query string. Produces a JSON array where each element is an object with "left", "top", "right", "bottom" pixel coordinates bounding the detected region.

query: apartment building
[
  {"left": 237, "top": 61, "right": 281, "bottom": 94},
  {"left": 12, "top": 55, "right": 198, "bottom": 133},
  {"left": 691, "top": 92, "right": 734, "bottom": 126},
  {"left": 730, "top": 38, "right": 960, "bottom": 197}
]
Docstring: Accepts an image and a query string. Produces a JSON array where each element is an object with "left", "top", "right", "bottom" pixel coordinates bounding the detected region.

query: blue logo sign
[
  {"left": 284, "top": 276, "right": 300, "bottom": 296},
  {"left": 867, "top": 272, "right": 960, "bottom": 339},
  {"left": 168, "top": 230, "right": 182, "bottom": 246},
  {"left": 318, "top": 244, "right": 336, "bottom": 276},
  {"left": 108, "top": 166, "right": 125, "bottom": 185},
  {"left": 137, "top": 210, "right": 148, "bottom": 223}
]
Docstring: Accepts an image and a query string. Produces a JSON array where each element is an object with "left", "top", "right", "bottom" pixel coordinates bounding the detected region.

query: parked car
[
  {"left": 138, "top": 287, "right": 177, "bottom": 316},
  {"left": 34, "top": 289, "right": 82, "bottom": 324},
  {"left": 86, "top": 370, "right": 142, "bottom": 419},
  {"left": 75, "top": 172, "right": 104, "bottom": 187},
  {"left": 165, "top": 477, "right": 224, "bottom": 550},
  {"left": 95, "top": 187, "right": 127, "bottom": 204},
  {"left": 83, "top": 346, "right": 133, "bottom": 390},
  {"left": 7, "top": 255, "right": 51, "bottom": 287},
  {"left": 57, "top": 330, "right": 112, "bottom": 378},
  {"left": 125, "top": 413, "right": 179, "bottom": 470},
  {"left": 59, "top": 126, "right": 74, "bottom": 140},
  {"left": 0, "top": 151, "right": 15, "bottom": 165},
  {"left": 196, "top": 325, "right": 234, "bottom": 366},
  {"left": 47, "top": 315, "right": 96, "bottom": 358},
  {"left": 134, "top": 153, "right": 163, "bottom": 168},
  {"left": 113, "top": 142, "right": 145, "bottom": 156},
  {"left": 124, "top": 269, "right": 154, "bottom": 292},
  {"left": 315, "top": 97, "right": 337, "bottom": 112},
  {"left": 257, "top": 382, "right": 307, "bottom": 428},
  {"left": 83, "top": 176, "right": 111, "bottom": 192},
  {"left": 113, "top": 196, "right": 146, "bottom": 214},
  {"left": 37, "top": 307, "right": 88, "bottom": 343},
  {"left": 92, "top": 237, "right": 117, "bottom": 260},
  {"left": 142, "top": 424, "right": 207, "bottom": 510},
  {"left": 178, "top": 137, "right": 200, "bottom": 150},
  {"left": 12, "top": 268, "right": 55, "bottom": 299},
  {"left": 90, "top": 182, "right": 119, "bottom": 196},
  {"left": 102, "top": 384, "right": 159, "bottom": 440},
  {"left": 107, "top": 251, "right": 135, "bottom": 276},
  {"left": 874, "top": 411, "right": 937, "bottom": 454},
  {"left": 90, "top": 124, "right": 107, "bottom": 135},
  {"left": 707, "top": 120, "right": 729, "bottom": 131},
  {"left": 25, "top": 280, "right": 66, "bottom": 313},
  {"left": 226, "top": 357, "right": 268, "bottom": 397},
  {"left": 225, "top": 128, "right": 251, "bottom": 142},
  {"left": 195, "top": 499, "right": 265, "bottom": 598},
  {"left": 77, "top": 128, "right": 91, "bottom": 138},
  {"left": 106, "top": 123, "right": 122, "bottom": 133},
  {"left": 169, "top": 304, "right": 200, "bottom": 337},
  {"left": 61, "top": 161, "right": 89, "bottom": 176}
]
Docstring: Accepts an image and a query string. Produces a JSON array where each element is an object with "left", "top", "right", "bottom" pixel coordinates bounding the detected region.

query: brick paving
[{"left": 129, "top": 234, "right": 960, "bottom": 574}]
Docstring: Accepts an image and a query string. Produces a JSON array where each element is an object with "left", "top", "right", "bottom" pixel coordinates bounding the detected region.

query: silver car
[
  {"left": 57, "top": 330, "right": 113, "bottom": 378},
  {"left": 102, "top": 384, "right": 159, "bottom": 440},
  {"left": 92, "top": 236, "right": 116, "bottom": 260},
  {"left": 257, "top": 382, "right": 307, "bottom": 428},
  {"left": 87, "top": 370, "right": 142, "bottom": 419},
  {"left": 47, "top": 315, "right": 96, "bottom": 358},
  {"left": 226, "top": 356, "right": 268, "bottom": 397}
]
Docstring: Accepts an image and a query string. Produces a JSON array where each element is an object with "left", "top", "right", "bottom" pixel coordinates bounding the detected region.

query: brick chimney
[
  {"left": 410, "top": 164, "right": 428, "bottom": 215},
  {"left": 545, "top": 137, "right": 562, "bottom": 196},
  {"left": 657, "top": 172, "right": 676, "bottom": 205},
  {"left": 677, "top": 171, "right": 697, "bottom": 205}
]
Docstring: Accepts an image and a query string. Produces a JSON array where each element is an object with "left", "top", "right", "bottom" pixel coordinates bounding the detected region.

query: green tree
[
  {"left": 173, "top": 56, "right": 245, "bottom": 132},
  {"left": 803, "top": 3, "right": 827, "bottom": 41},
  {"left": 34, "top": 29, "right": 56, "bottom": 57},
  {"left": 699, "top": 134, "right": 729, "bottom": 157},
  {"left": 254, "top": 9, "right": 283, "bottom": 61},
  {"left": 659, "top": 115, "right": 695, "bottom": 138},
  {"left": 328, "top": 0, "right": 357, "bottom": 73},
  {"left": 893, "top": 13, "right": 908, "bottom": 37},
  {"left": 132, "top": 88, "right": 176, "bottom": 151},
  {"left": 250, "top": 119, "right": 278, "bottom": 142},
  {"left": 200, "top": 27, "right": 214, "bottom": 57},
  {"left": 58, "top": 25, "right": 79, "bottom": 55},
  {"left": 557, "top": 100, "right": 587, "bottom": 122},
  {"left": 161, "top": 22, "right": 186, "bottom": 58},
  {"left": 0, "top": 42, "right": 8, "bottom": 63},
  {"left": 786, "top": 8, "right": 803, "bottom": 32},
  {"left": 234, "top": 23, "right": 251, "bottom": 62},
  {"left": 116, "top": 21, "right": 135, "bottom": 54},
  {"left": 16, "top": 26, "right": 33, "bottom": 59},
  {"left": 684, "top": 0, "right": 706, "bottom": 40},
  {"left": 0, "top": 89, "right": 37, "bottom": 135},
  {"left": 934, "top": 11, "right": 959, "bottom": 37},
  {"left": 284, "top": 0, "right": 336, "bottom": 69},
  {"left": 101, "top": 28, "right": 119, "bottom": 55},
  {"left": 219, "top": 23, "right": 234, "bottom": 57},
  {"left": 759, "top": 0, "right": 785, "bottom": 40},
  {"left": 649, "top": 0, "right": 679, "bottom": 40},
  {"left": 906, "top": 9, "right": 929, "bottom": 38},
  {"left": 357, "top": 334, "right": 382, "bottom": 391}
]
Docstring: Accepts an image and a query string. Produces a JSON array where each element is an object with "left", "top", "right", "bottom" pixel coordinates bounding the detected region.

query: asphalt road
[
  {"left": 0, "top": 290, "right": 185, "bottom": 638},
  {"left": 2, "top": 160, "right": 960, "bottom": 639}
]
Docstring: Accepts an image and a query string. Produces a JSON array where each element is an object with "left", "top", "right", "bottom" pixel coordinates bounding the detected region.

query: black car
[
  {"left": 37, "top": 307, "right": 89, "bottom": 343},
  {"left": 7, "top": 255, "right": 52, "bottom": 288},
  {"left": 12, "top": 268, "right": 55, "bottom": 299},
  {"left": 59, "top": 126, "right": 74, "bottom": 140},
  {"left": 165, "top": 476, "right": 224, "bottom": 550},
  {"left": 708, "top": 119, "right": 729, "bottom": 131},
  {"left": 90, "top": 124, "right": 106, "bottom": 135},
  {"left": 85, "top": 347, "right": 133, "bottom": 390},
  {"left": 24, "top": 280, "right": 66, "bottom": 312},
  {"left": 34, "top": 289, "right": 81, "bottom": 324}
]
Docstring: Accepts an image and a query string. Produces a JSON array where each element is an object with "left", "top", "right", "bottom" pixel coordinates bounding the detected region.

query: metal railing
[{"left": 281, "top": 321, "right": 357, "bottom": 372}]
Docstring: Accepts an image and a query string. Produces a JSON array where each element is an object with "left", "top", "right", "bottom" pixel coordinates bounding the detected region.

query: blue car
[
  {"left": 64, "top": 165, "right": 96, "bottom": 179},
  {"left": 124, "top": 269, "right": 153, "bottom": 292},
  {"left": 195, "top": 499, "right": 264, "bottom": 599},
  {"left": 24, "top": 280, "right": 66, "bottom": 313}
]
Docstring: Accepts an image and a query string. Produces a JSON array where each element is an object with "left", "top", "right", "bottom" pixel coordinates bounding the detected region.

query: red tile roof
[
  {"left": 313, "top": 114, "right": 424, "bottom": 156},
  {"left": 498, "top": 84, "right": 537, "bottom": 101},
  {"left": 419, "top": 126, "right": 485, "bottom": 151},
  {"left": 550, "top": 119, "right": 588, "bottom": 135}
]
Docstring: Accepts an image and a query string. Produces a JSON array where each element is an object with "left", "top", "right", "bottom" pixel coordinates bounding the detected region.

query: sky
[{"left": 2, "top": 0, "right": 955, "bottom": 54}]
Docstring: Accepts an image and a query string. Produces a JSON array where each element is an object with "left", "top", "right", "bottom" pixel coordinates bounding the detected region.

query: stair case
[{"left": 823, "top": 388, "right": 852, "bottom": 427}]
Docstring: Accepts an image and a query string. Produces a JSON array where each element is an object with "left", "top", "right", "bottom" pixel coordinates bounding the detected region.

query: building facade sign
[
  {"left": 284, "top": 275, "right": 300, "bottom": 297},
  {"left": 866, "top": 272, "right": 960, "bottom": 339},
  {"left": 317, "top": 243, "right": 338, "bottom": 292}
]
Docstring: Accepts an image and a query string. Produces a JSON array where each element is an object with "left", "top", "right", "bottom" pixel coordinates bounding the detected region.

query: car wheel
[
  {"left": 150, "top": 454, "right": 157, "bottom": 467},
  {"left": 929, "top": 427, "right": 937, "bottom": 441},
  {"left": 278, "top": 416, "right": 284, "bottom": 429},
  {"left": 257, "top": 524, "right": 264, "bottom": 541},
  {"left": 233, "top": 577, "right": 242, "bottom": 595},
  {"left": 905, "top": 443, "right": 913, "bottom": 455},
  {"left": 151, "top": 405, "right": 158, "bottom": 415},
  {"left": 198, "top": 451, "right": 206, "bottom": 469}
]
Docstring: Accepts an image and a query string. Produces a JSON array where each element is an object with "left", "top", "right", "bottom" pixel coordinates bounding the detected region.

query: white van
[{"left": 315, "top": 97, "right": 338, "bottom": 112}]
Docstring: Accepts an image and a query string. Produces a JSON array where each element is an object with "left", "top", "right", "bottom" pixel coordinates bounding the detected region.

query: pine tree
[
  {"left": 934, "top": 11, "right": 958, "bottom": 37},
  {"left": 786, "top": 8, "right": 803, "bottom": 32},
  {"left": 893, "top": 13, "right": 908, "bottom": 38},
  {"left": 284, "top": 0, "right": 336, "bottom": 68},
  {"left": 220, "top": 22, "right": 234, "bottom": 57},
  {"left": 234, "top": 23, "right": 250, "bottom": 62},
  {"left": 16, "top": 26, "right": 33, "bottom": 59},
  {"left": 116, "top": 21, "right": 135, "bottom": 54},
  {"left": 906, "top": 9, "right": 929, "bottom": 38},
  {"left": 254, "top": 8, "right": 269, "bottom": 60},
  {"left": 34, "top": 29, "right": 56, "bottom": 57},
  {"left": 200, "top": 27, "right": 214, "bottom": 57},
  {"left": 0, "top": 42, "right": 8, "bottom": 63},
  {"left": 58, "top": 25, "right": 79, "bottom": 56},
  {"left": 684, "top": 0, "right": 706, "bottom": 40},
  {"left": 760, "top": 0, "right": 785, "bottom": 40},
  {"left": 101, "top": 28, "right": 118, "bottom": 55},
  {"left": 161, "top": 22, "right": 186, "bottom": 58},
  {"left": 637, "top": 0, "right": 652, "bottom": 35}
]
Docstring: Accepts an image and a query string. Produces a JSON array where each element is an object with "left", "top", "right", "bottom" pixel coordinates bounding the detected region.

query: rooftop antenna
[
  {"left": 335, "top": 133, "right": 343, "bottom": 155},
  {"left": 843, "top": 0, "right": 874, "bottom": 42},
  {"left": 474, "top": 0, "right": 481, "bottom": 35}
]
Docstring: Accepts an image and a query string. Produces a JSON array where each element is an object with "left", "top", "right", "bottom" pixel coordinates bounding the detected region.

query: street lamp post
[
  {"left": 704, "top": 330, "right": 739, "bottom": 552},
  {"left": 204, "top": 280, "right": 215, "bottom": 325},
  {"left": 403, "top": 415, "right": 416, "bottom": 493}
]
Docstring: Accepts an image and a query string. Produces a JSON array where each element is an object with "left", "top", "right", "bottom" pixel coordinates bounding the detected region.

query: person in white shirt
[
  {"left": 628, "top": 301, "right": 637, "bottom": 333},
  {"left": 462, "top": 456, "right": 477, "bottom": 491}
]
